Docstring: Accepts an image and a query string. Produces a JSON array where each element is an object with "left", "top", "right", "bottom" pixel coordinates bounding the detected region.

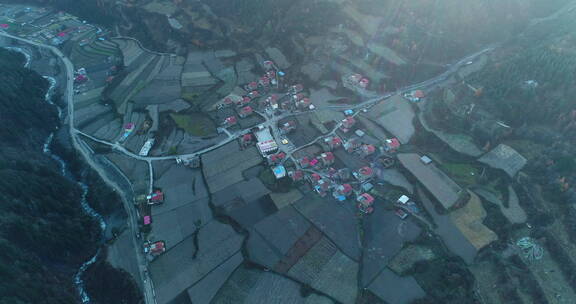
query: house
[
  {"left": 341, "top": 116, "right": 356, "bottom": 131},
  {"left": 269, "top": 152, "right": 286, "bottom": 164},
  {"left": 290, "top": 84, "right": 304, "bottom": 94},
  {"left": 359, "top": 78, "right": 370, "bottom": 89},
  {"left": 263, "top": 60, "right": 275, "bottom": 70},
  {"left": 334, "top": 183, "right": 353, "bottom": 197},
  {"left": 296, "top": 97, "right": 311, "bottom": 109},
  {"left": 398, "top": 195, "right": 410, "bottom": 205},
  {"left": 327, "top": 167, "right": 338, "bottom": 178},
  {"left": 239, "top": 106, "right": 253, "bottom": 118},
  {"left": 315, "top": 178, "right": 332, "bottom": 197},
  {"left": 324, "top": 136, "right": 343, "bottom": 150},
  {"left": 289, "top": 170, "right": 304, "bottom": 182},
  {"left": 280, "top": 99, "right": 292, "bottom": 110},
  {"left": 281, "top": 121, "right": 297, "bottom": 134},
  {"left": 267, "top": 94, "right": 279, "bottom": 109},
  {"left": 147, "top": 190, "right": 164, "bottom": 205},
  {"left": 361, "top": 182, "right": 374, "bottom": 192},
  {"left": 143, "top": 215, "right": 152, "bottom": 226},
  {"left": 395, "top": 209, "right": 409, "bottom": 219},
  {"left": 292, "top": 93, "right": 305, "bottom": 102},
  {"left": 223, "top": 96, "right": 235, "bottom": 106},
  {"left": 309, "top": 158, "right": 320, "bottom": 168},
  {"left": 266, "top": 70, "right": 276, "bottom": 79},
  {"left": 241, "top": 133, "right": 254, "bottom": 147},
  {"left": 272, "top": 165, "right": 287, "bottom": 179},
  {"left": 224, "top": 116, "right": 237, "bottom": 126},
  {"left": 248, "top": 90, "right": 260, "bottom": 99},
  {"left": 309, "top": 173, "right": 322, "bottom": 184},
  {"left": 237, "top": 96, "right": 251, "bottom": 107},
  {"left": 357, "top": 193, "right": 375, "bottom": 214},
  {"left": 344, "top": 138, "right": 361, "bottom": 153},
  {"left": 246, "top": 81, "right": 258, "bottom": 91},
  {"left": 144, "top": 241, "right": 166, "bottom": 256},
  {"left": 355, "top": 130, "right": 365, "bottom": 137},
  {"left": 404, "top": 90, "right": 425, "bottom": 102},
  {"left": 319, "top": 152, "right": 335, "bottom": 166},
  {"left": 255, "top": 126, "right": 279, "bottom": 155},
  {"left": 354, "top": 166, "right": 374, "bottom": 182},
  {"left": 361, "top": 144, "right": 376, "bottom": 157},
  {"left": 385, "top": 138, "right": 401, "bottom": 152},
  {"left": 299, "top": 156, "right": 311, "bottom": 168},
  {"left": 139, "top": 138, "right": 155, "bottom": 156},
  {"left": 420, "top": 155, "right": 433, "bottom": 165},
  {"left": 119, "top": 122, "right": 135, "bottom": 142},
  {"left": 259, "top": 76, "right": 270, "bottom": 87},
  {"left": 74, "top": 74, "right": 87, "bottom": 84}
]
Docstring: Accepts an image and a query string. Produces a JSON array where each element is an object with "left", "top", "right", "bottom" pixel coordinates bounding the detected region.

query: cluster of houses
[
  {"left": 221, "top": 60, "right": 316, "bottom": 128},
  {"left": 342, "top": 73, "right": 370, "bottom": 93},
  {"left": 134, "top": 189, "right": 167, "bottom": 258}
]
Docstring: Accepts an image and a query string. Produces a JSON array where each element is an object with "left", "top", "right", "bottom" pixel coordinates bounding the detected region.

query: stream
[{"left": 42, "top": 75, "right": 106, "bottom": 303}]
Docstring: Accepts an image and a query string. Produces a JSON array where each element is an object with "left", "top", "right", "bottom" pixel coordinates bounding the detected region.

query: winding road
[
  {"left": 4, "top": 2, "right": 573, "bottom": 300},
  {"left": 0, "top": 27, "right": 493, "bottom": 304}
]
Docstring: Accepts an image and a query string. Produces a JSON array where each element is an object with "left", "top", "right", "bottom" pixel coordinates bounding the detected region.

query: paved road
[
  {"left": 0, "top": 31, "right": 158, "bottom": 304},
  {"left": 0, "top": 28, "right": 494, "bottom": 304}
]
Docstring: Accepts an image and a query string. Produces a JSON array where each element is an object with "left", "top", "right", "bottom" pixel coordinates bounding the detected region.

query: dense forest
[
  {"left": 0, "top": 48, "right": 141, "bottom": 304},
  {"left": 0, "top": 48, "right": 99, "bottom": 303}
]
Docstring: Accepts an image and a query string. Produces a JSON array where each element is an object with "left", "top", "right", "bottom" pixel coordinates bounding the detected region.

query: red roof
[
  {"left": 266, "top": 70, "right": 276, "bottom": 78},
  {"left": 299, "top": 98, "right": 311, "bottom": 106},
  {"left": 342, "top": 117, "right": 356, "bottom": 127},
  {"left": 150, "top": 190, "right": 164, "bottom": 202},
  {"left": 225, "top": 116, "right": 237, "bottom": 125},
  {"left": 290, "top": 170, "right": 304, "bottom": 181},
  {"left": 310, "top": 158, "right": 319, "bottom": 166},
  {"left": 359, "top": 166, "right": 373, "bottom": 177},
  {"left": 242, "top": 96, "right": 251, "bottom": 103},
  {"left": 241, "top": 106, "right": 253, "bottom": 115},
  {"left": 270, "top": 152, "right": 286, "bottom": 162},
  {"left": 224, "top": 97, "right": 234, "bottom": 104},
  {"left": 387, "top": 138, "right": 401, "bottom": 149},
  {"left": 358, "top": 193, "right": 375, "bottom": 204},
  {"left": 331, "top": 137, "right": 342, "bottom": 146},
  {"left": 311, "top": 173, "right": 322, "bottom": 182},
  {"left": 124, "top": 123, "right": 135, "bottom": 130},
  {"left": 363, "top": 144, "right": 376, "bottom": 154},
  {"left": 248, "top": 81, "right": 258, "bottom": 89},
  {"left": 259, "top": 76, "right": 270, "bottom": 85},
  {"left": 321, "top": 152, "right": 335, "bottom": 161},
  {"left": 0, "top": 24, "right": 9, "bottom": 29},
  {"left": 293, "top": 93, "right": 305, "bottom": 101},
  {"left": 143, "top": 215, "right": 151, "bottom": 225},
  {"left": 299, "top": 157, "right": 310, "bottom": 167},
  {"left": 248, "top": 91, "right": 260, "bottom": 98},
  {"left": 57, "top": 32, "right": 66, "bottom": 37},
  {"left": 413, "top": 90, "right": 425, "bottom": 98},
  {"left": 340, "top": 184, "right": 353, "bottom": 194},
  {"left": 150, "top": 241, "right": 165, "bottom": 253},
  {"left": 263, "top": 60, "right": 274, "bottom": 69},
  {"left": 242, "top": 133, "right": 253, "bottom": 142}
]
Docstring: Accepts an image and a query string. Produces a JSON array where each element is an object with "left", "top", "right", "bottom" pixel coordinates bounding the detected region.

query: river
[{"left": 41, "top": 75, "right": 106, "bottom": 303}]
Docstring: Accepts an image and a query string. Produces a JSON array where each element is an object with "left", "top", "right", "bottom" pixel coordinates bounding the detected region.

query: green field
[
  {"left": 170, "top": 113, "right": 216, "bottom": 137},
  {"left": 440, "top": 162, "right": 480, "bottom": 186}
]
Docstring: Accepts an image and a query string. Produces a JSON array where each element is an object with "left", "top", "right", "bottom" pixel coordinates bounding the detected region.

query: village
[{"left": 5, "top": 2, "right": 576, "bottom": 304}]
